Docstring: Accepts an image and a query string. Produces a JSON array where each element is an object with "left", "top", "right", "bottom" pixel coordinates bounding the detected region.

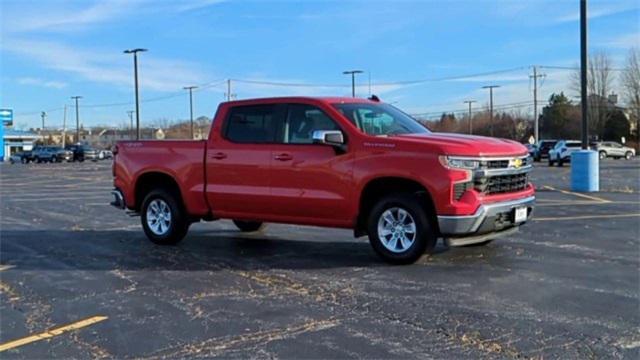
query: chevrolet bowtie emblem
[{"left": 512, "top": 158, "right": 523, "bottom": 168}]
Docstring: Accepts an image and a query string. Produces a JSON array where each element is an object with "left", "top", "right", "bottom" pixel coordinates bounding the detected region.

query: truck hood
[{"left": 394, "top": 132, "right": 528, "bottom": 157}]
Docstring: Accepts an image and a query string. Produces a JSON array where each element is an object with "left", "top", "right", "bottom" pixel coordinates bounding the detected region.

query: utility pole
[
  {"left": 579, "top": 0, "right": 589, "bottom": 149},
  {"left": 124, "top": 48, "right": 147, "bottom": 140},
  {"left": 464, "top": 100, "right": 476, "bottom": 134},
  {"left": 127, "top": 111, "right": 135, "bottom": 139},
  {"left": 183, "top": 86, "right": 198, "bottom": 139},
  {"left": 225, "top": 79, "right": 236, "bottom": 101},
  {"left": 71, "top": 96, "right": 82, "bottom": 143},
  {"left": 482, "top": 85, "right": 500, "bottom": 137},
  {"left": 40, "top": 111, "right": 46, "bottom": 130},
  {"left": 62, "top": 105, "right": 67, "bottom": 148},
  {"left": 530, "top": 66, "right": 546, "bottom": 143},
  {"left": 343, "top": 70, "right": 363, "bottom": 97}
]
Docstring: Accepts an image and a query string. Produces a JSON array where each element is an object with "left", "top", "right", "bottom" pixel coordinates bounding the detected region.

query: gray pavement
[{"left": 1, "top": 158, "right": 639, "bottom": 358}]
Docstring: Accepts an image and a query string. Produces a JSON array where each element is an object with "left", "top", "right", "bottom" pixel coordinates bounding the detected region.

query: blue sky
[{"left": 1, "top": 0, "right": 638, "bottom": 129}]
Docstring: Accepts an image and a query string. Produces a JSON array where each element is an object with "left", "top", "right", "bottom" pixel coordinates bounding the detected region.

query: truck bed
[{"left": 113, "top": 140, "right": 210, "bottom": 215}]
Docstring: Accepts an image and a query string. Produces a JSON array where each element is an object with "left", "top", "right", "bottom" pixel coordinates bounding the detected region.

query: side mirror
[{"left": 312, "top": 130, "right": 344, "bottom": 146}]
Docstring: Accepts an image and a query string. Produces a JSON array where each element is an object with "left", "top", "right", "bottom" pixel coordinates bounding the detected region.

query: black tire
[
  {"left": 534, "top": 156, "right": 540, "bottom": 162},
  {"left": 140, "top": 188, "right": 189, "bottom": 245},
  {"left": 232, "top": 220, "right": 266, "bottom": 232},
  {"left": 548, "top": 158, "right": 554, "bottom": 166},
  {"left": 558, "top": 157, "right": 564, "bottom": 167},
  {"left": 51, "top": 156, "right": 57, "bottom": 163},
  {"left": 79, "top": 157, "right": 85, "bottom": 162},
  {"left": 625, "top": 152, "right": 633, "bottom": 160},
  {"left": 9, "top": 159, "right": 15, "bottom": 164},
  {"left": 21, "top": 157, "right": 27, "bottom": 164},
  {"left": 366, "top": 193, "right": 436, "bottom": 264},
  {"left": 599, "top": 151, "right": 606, "bottom": 160}
]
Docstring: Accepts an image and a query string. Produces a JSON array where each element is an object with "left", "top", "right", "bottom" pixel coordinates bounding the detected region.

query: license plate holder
[{"left": 514, "top": 206, "right": 528, "bottom": 223}]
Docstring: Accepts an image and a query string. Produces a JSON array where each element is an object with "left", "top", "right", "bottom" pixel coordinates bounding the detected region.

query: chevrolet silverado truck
[{"left": 111, "top": 97, "right": 535, "bottom": 264}]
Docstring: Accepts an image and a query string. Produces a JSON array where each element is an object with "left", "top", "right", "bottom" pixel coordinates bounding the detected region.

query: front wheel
[
  {"left": 367, "top": 193, "right": 436, "bottom": 264},
  {"left": 141, "top": 188, "right": 189, "bottom": 245},
  {"left": 625, "top": 151, "right": 633, "bottom": 160},
  {"left": 548, "top": 158, "right": 555, "bottom": 166},
  {"left": 558, "top": 157, "right": 564, "bottom": 167},
  {"left": 232, "top": 220, "right": 265, "bottom": 232}
]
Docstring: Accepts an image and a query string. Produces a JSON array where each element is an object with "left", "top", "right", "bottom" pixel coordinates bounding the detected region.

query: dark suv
[
  {"left": 65, "top": 144, "right": 99, "bottom": 162},
  {"left": 533, "top": 140, "right": 558, "bottom": 162}
]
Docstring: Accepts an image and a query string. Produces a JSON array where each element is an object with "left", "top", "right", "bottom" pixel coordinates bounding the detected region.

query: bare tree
[
  {"left": 572, "top": 51, "right": 615, "bottom": 139},
  {"left": 621, "top": 48, "right": 640, "bottom": 150}
]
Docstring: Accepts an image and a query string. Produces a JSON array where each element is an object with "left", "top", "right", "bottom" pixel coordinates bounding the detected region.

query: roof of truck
[{"left": 223, "top": 96, "right": 380, "bottom": 105}]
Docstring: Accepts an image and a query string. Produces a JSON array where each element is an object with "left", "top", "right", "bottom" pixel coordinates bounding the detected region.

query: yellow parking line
[
  {"left": 0, "top": 316, "right": 108, "bottom": 352},
  {"left": 542, "top": 185, "right": 611, "bottom": 203},
  {"left": 533, "top": 213, "right": 640, "bottom": 221}
]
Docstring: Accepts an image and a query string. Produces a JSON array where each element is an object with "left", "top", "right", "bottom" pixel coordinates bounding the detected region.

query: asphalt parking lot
[{"left": 1, "top": 159, "right": 639, "bottom": 359}]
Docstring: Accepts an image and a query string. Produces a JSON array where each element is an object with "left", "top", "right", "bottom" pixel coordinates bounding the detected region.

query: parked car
[
  {"left": 532, "top": 140, "right": 557, "bottom": 162},
  {"left": 524, "top": 144, "right": 536, "bottom": 157},
  {"left": 9, "top": 152, "right": 27, "bottom": 164},
  {"left": 98, "top": 149, "right": 113, "bottom": 160},
  {"left": 65, "top": 144, "right": 99, "bottom": 162},
  {"left": 32, "top": 146, "right": 55, "bottom": 163},
  {"left": 32, "top": 146, "right": 73, "bottom": 163},
  {"left": 111, "top": 96, "right": 535, "bottom": 264},
  {"left": 548, "top": 140, "right": 582, "bottom": 166},
  {"left": 592, "top": 141, "right": 636, "bottom": 160},
  {"left": 20, "top": 149, "right": 35, "bottom": 163}
]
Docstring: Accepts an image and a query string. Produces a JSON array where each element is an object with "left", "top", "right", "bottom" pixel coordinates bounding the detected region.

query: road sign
[{"left": 0, "top": 109, "right": 13, "bottom": 126}]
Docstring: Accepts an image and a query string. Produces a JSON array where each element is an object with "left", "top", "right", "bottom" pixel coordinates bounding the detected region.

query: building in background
[{"left": 2, "top": 129, "right": 41, "bottom": 161}]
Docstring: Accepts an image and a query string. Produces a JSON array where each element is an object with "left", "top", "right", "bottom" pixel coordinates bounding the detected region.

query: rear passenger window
[{"left": 225, "top": 105, "right": 282, "bottom": 143}]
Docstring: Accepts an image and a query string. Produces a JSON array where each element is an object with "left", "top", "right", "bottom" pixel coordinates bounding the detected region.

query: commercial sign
[{"left": 0, "top": 109, "right": 13, "bottom": 126}]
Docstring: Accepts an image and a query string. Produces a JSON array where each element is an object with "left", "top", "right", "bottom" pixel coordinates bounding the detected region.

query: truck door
[
  {"left": 205, "top": 104, "right": 285, "bottom": 218},
  {"left": 269, "top": 103, "right": 353, "bottom": 225}
]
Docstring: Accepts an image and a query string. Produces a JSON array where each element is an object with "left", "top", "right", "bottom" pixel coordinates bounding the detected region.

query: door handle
[
  {"left": 274, "top": 153, "right": 293, "bottom": 161},
  {"left": 211, "top": 152, "right": 227, "bottom": 160}
]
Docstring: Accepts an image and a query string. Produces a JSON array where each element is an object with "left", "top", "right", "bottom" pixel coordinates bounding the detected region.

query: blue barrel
[{"left": 571, "top": 150, "right": 599, "bottom": 192}]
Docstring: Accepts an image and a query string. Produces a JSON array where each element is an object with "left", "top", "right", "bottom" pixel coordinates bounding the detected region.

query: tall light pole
[
  {"left": 579, "top": 0, "right": 589, "bottom": 149},
  {"left": 183, "top": 86, "right": 198, "bottom": 139},
  {"left": 71, "top": 96, "right": 82, "bottom": 143},
  {"left": 127, "top": 110, "right": 135, "bottom": 139},
  {"left": 343, "top": 70, "right": 363, "bottom": 97},
  {"left": 124, "top": 48, "right": 147, "bottom": 140},
  {"left": 482, "top": 85, "right": 500, "bottom": 137},
  {"left": 464, "top": 100, "right": 476, "bottom": 134}
]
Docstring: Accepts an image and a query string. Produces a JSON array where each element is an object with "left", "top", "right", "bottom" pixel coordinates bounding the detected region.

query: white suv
[{"left": 548, "top": 140, "right": 582, "bottom": 167}]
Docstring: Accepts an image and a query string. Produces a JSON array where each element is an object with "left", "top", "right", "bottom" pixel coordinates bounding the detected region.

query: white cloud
[
  {"left": 4, "top": 0, "right": 136, "bottom": 33},
  {"left": 17, "top": 77, "right": 68, "bottom": 89},
  {"left": 554, "top": 1, "right": 639, "bottom": 23},
  {"left": 2, "top": 38, "right": 208, "bottom": 92},
  {"left": 601, "top": 33, "right": 640, "bottom": 49}
]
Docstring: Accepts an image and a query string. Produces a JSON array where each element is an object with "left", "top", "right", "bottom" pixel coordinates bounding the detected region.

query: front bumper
[{"left": 438, "top": 195, "right": 535, "bottom": 245}]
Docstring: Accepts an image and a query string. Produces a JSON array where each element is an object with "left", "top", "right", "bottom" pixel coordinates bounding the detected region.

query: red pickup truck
[{"left": 111, "top": 96, "right": 534, "bottom": 264}]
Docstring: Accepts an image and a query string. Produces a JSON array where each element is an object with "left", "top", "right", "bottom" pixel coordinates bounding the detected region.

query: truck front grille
[{"left": 475, "top": 173, "right": 528, "bottom": 195}]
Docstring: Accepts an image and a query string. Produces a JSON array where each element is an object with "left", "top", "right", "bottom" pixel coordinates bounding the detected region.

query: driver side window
[{"left": 284, "top": 104, "right": 340, "bottom": 144}]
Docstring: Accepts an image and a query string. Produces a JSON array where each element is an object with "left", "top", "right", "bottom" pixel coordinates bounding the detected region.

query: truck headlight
[{"left": 439, "top": 156, "right": 480, "bottom": 170}]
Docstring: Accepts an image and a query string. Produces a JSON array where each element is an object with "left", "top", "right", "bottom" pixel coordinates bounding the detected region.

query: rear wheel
[
  {"left": 548, "top": 158, "right": 555, "bottom": 166},
  {"left": 141, "top": 188, "right": 189, "bottom": 245},
  {"left": 558, "top": 157, "right": 564, "bottom": 167},
  {"left": 367, "top": 193, "right": 436, "bottom": 264},
  {"left": 625, "top": 151, "right": 633, "bottom": 160},
  {"left": 232, "top": 220, "right": 265, "bottom": 232}
]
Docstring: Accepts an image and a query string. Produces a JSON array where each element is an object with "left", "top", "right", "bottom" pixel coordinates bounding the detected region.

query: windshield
[{"left": 332, "top": 103, "right": 430, "bottom": 136}]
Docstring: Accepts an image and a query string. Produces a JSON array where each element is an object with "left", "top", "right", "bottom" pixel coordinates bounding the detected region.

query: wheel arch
[
  {"left": 355, "top": 176, "right": 438, "bottom": 237},
  {"left": 133, "top": 171, "right": 183, "bottom": 212}
]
